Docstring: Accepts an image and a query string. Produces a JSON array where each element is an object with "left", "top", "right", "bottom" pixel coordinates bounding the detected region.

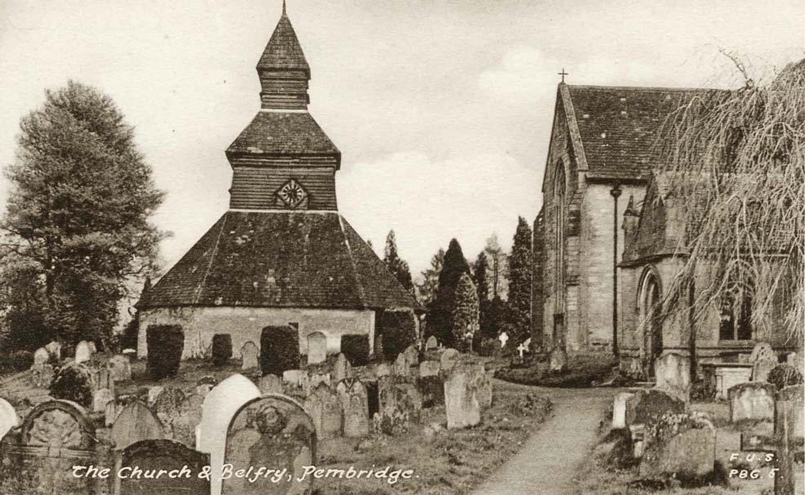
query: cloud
[{"left": 337, "top": 151, "right": 539, "bottom": 275}]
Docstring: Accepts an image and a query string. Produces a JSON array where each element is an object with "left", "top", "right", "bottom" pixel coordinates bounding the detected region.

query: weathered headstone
[
  {"left": 30, "top": 363, "right": 54, "bottom": 388},
  {"left": 774, "top": 385, "right": 804, "bottom": 495},
  {"left": 0, "top": 398, "right": 18, "bottom": 441},
  {"left": 377, "top": 376, "right": 422, "bottom": 434},
  {"left": 259, "top": 374, "right": 283, "bottom": 394},
  {"left": 111, "top": 401, "right": 165, "bottom": 450},
  {"left": 426, "top": 336, "right": 438, "bottom": 350},
  {"left": 654, "top": 352, "right": 691, "bottom": 402},
  {"left": 171, "top": 394, "right": 204, "bottom": 448},
  {"left": 33, "top": 347, "right": 50, "bottom": 366},
  {"left": 750, "top": 341, "right": 777, "bottom": 364},
  {"left": 240, "top": 341, "right": 259, "bottom": 370},
  {"left": 729, "top": 382, "right": 775, "bottom": 422},
  {"left": 147, "top": 386, "right": 164, "bottom": 406},
  {"left": 153, "top": 387, "right": 186, "bottom": 426},
  {"left": 92, "top": 388, "right": 115, "bottom": 413},
  {"left": 198, "top": 374, "right": 261, "bottom": 495},
  {"left": 444, "top": 363, "right": 481, "bottom": 429},
  {"left": 475, "top": 368, "right": 493, "bottom": 409},
  {"left": 403, "top": 345, "right": 419, "bottom": 366},
  {"left": 107, "top": 354, "right": 132, "bottom": 382},
  {"left": 45, "top": 341, "right": 62, "bottom": 361},
  {"left": 222, "top": 395, "right": 316, "bottom": 495},
  {"left": 419, "top": 360, "right": 441, "bottom": 378},
  {"left": 306, "top": 372, "right": 331, "bottom": 395},
  {"left": 375, "top": 362, "right": 392, "bottom": 378},
  {"left": 395, "top": 351, "right": 411, "bottom": 377},
  {"left": 549, "top": 347, "right": 567, "bottom": 372},
  {"left": 120, "top": 439, "right": 210, "bottom": 495},
  {"left": 282, "top": 369, "right": 304, "bottom": 386},
  {"left": 334, "top": 353, "right": 352, "bottom": 383},
  {"left": 753, "top": 359, "right": 777, "bottom": 383},
  {"left": 639, "top": 414, "right": 716, "bottom": 480},
  {"left": 307, "top": 332, "right": 327, "bottom": 365},
  {"left": 75, "top": 340, "right": 93, "bottom": 364},
  {"left": 338, "top": 379, "right": 370, "bottom": 438},
  {"left": 440, "top": 348, "right": 459, "bottom": 373},
  {"left": 304, "top": 382, "right": 342, "bottom": 439},
  {"left": 612, "top": 391, "right": 636, "bottom": 429}
]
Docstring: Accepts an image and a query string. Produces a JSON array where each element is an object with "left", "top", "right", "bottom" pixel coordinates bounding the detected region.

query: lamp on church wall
[{"left": 610, "top": 184, "right": 622, "bottom": 357}]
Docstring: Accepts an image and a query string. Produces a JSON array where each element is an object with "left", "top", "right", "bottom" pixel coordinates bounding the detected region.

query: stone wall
[{"left": 139, "top": 306, "right": 375, "bottom": 360}]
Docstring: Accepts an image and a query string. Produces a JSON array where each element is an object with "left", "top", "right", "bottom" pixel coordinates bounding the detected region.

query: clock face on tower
[{"left": 277, "top": 179, "right": 307, "bottom": 208}]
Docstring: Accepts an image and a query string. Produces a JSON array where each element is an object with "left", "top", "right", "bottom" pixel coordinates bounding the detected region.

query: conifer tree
[
  {"left": 417, "top": 248, "right": 444, "bottom": 309},
  {"left": 429, "top": 239, "right": 470, "bottom": 346},
  {"left": 452, "top": 273, "right": 479, "bottom": 352},
  {"left": 507, "top": 217, "right": 533, "bottom": 345},
  {"left": 1, "top": 81, "right": 165, "bottom": 346},
  {"left": 383, "top": 230, "right": 414, "bottom": 293},
  {"left": 473, "top": 251, "right": 494, "bottom": 340}
]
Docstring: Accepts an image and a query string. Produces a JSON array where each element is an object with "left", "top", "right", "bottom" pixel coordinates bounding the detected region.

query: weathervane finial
[{"left": 282, "top": 0, "right": 287, "bottom": 15}]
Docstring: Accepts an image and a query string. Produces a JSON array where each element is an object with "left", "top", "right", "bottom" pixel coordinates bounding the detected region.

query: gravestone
[
  {"left": 153, "top": 387, "right": 186, "bottom": 426},
  {"left": 45, "top": 341, "right": 62, "bottom": 361},
  {"left": 338, "top": 380, "right": 369, "bottom": 438},
  {"left": 549, "top": 347, "right": 567, "bottom": 372},
  {"left": 334, "top": 353, "right": 352, "bottom": 383},
  {"left": 304, "top": 383, "right": 342, "bottom": 439},
  {"left": 307, "top": 332, "right": 327, "bottom": 365},
  {"left": 654, "top": 352, "right": 691, "bottom": 402},
  {"left": 241, "top": 341, "right": 259, "bottom": 370},
  {"left": 112, "top": 401, "right": 165, "bottom": 450},
  {"left": 107, "top": 354, "right": 132, "bottom": 382},
  {"left": 33, "top": 347, "right": 50, "bottom": 365},
  {"left": 171, "top": 394, "right": 204, "bottom": 448},
  {"left": 395, "top": 352, "right": 411, "bottom": 377},
  {"left": 31, "top": 363, "right": 54, "bottom": 388},
  {"left": 282, "top": 369, "right": 304, "bottom": 386},
  {"left": 715, "top": 365, "right": 753, "bottom": 399},
  {"left": 377, "top": 376, "right": 421, "bottom": 434},
  {"left": 0, "top": 398, "right": 18, "bottom": 440},
  {"left": 306, "top": 372, "right": 331, "bottom": 395},
  {"left": 420, "top": 360, "right": 441, "bottom": 378},
  {"left": 403, "top": 346, "right": 419, "bottom": 366},
  {"left": 88, "top": 342, "right": 97, "bottom": 353},
  {"left": 750, "top": 341, "right": 776, "bottom": 363},
  {"left": 92, "top": 388, "right": 115, "bottom": 413},
  {"left": 222, "top": 395, "right": 316, "bottom": 495},
  {"left": 426, "top": 336, "right": 438, "bottom": 350},
  {"left": 498, "top": 332, "right": 509, "bottom": 348},
  {"left": 120, "top": 439, "right": 210, "bottom": 495},
  {"left": 475, "top": 368, "right": 493, "bottom": 409},
  {"left": 197, "top": 373, "right": 261, "bottom": 495},
  {"left": 375, "top": 362, "right": 392, "bottom": 378},
  {"left": 774, "top": 385, "right": 804, "bottom": 495},
  {"left": 753, "top": 359, "right": 777, "bottom": 383},
  {"left": 259, "top": 374, "right": 283, "bottom": 395},
  {"left": 612, "top": 391, "right": 636, "bottom": 429},
  {"left": 5, "top": 400, "right": 97, "bottom": 494},
  {"left": 639, "top": 414, "right": 716, "bottom": 480},
  {"left": 75, "top": 340, "right": 93, "bottom": 364},
  {"left": 729, "top": 382, "right": 775, "bottom": 422},
  {"left": 444, "top": 363, "right": 481, "bottom": 429},
  {"left": 147, "top": 386, "right": 164, "bottom": 406},
  {"left": 440, "top": 349, "right": 459, "bottom": 373}
]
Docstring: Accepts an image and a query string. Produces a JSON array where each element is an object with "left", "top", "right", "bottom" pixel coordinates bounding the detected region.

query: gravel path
[{"left": 471, "top": 384, "right": 617, "bottom": 495}]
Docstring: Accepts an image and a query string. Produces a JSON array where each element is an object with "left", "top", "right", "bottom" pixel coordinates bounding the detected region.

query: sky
[{"left": 1, "top": 0, "right": 803, "bottom": 277}]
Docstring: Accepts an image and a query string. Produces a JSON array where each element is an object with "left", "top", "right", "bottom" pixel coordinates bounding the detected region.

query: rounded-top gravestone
[{"left": 241, "top": 341, "right": 259, "bottom": 370}]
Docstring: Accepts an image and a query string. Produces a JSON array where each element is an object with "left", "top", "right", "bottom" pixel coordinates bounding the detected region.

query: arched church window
[{"left": 719, "top": 284, "right": 754, "bottom": 341}]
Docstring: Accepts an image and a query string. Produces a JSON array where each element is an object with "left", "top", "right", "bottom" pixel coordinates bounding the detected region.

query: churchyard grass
[
  {"left": 316, "top": 379, "right": 552, "bottom": 495},
  {"left": 496, "top": 353, "right": 620, "bottom": 388}
]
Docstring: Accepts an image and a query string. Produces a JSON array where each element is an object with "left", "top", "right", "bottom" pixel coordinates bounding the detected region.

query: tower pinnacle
[{"left": 256, "top": 5, "right": 310, "bottom": 109}]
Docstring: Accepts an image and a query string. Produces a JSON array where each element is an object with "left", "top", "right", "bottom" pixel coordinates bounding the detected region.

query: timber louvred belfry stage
[{"left": 136, "top": 5, "right": 421, "bottom": 360}]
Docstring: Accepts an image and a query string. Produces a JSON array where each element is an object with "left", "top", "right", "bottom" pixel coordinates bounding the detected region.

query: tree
[
  {"left": 484, "top": 234, "right": 509, "bottom": 299},
  {"left": 416, "top": 248, "right": 444, "bottom": 309},
  {"left": 507, "top": 217, "right": 533, "bottom": 345},
  {"left": 1, "top": 81, "right": 165, "bottom": 346},
  {"left": 653, "top": 57, "right": 805, "bottom": 356},
  {"left": 473, "top": 251, "right": 493, "bottom": 339},
  {"left": 429, "top": 239, "right": 470, "bottom": 346},
  {"left": 452, "top": 273, "right": 479, "bottom": 352},
  {"left": 383, "top": 230, "right": 414, "bottom": 293}
]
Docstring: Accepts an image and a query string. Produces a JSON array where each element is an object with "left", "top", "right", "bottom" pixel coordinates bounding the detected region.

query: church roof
[
  {"left": 138, "top": 211, "right": 421, "bottom": 312},
  {"left": 563, "top": 85, "right": 705, "bottom": 180},
  {"left": 257, "top": 9, "right": 309, "bottom": 73},
  {"left": 225, "top": 111, "right": 340, "bottom": 158}
]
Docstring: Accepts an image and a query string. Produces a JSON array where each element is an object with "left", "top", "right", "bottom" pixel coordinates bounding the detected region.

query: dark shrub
[
  {"left": 261, "top": 325, "right": 300, "bottom": 376},
  {"left": 8, "top": 350, "right": 34, "bottom": 371},
  {"left": 50, "top": 364, "right": 93, "bottom": 408},
  {"left": 146, "top": 325, "right": 184, "bottom": 380},
  {"left": 379, "top": 310, "right": 417, "bottom": 360},
  {"left": 212, "top": 334, "right": 233, "bottom": 366},
  {"left": 341, "top": 335, "right": 370, "bottom": 366},
  {"left": 767, "top": 363, "right": 804, "bottom": 390}
]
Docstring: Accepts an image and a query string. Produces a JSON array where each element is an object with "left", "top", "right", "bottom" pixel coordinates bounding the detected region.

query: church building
[
  {"left": 532, "top": 82, "right": 701, "bottom": 354},
  {"left": 137, "top": 5, "right": 420, "bottom": 360}
]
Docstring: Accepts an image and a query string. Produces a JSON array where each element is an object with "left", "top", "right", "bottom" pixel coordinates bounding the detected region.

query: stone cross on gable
[{"left": 558, "top": 68, "right": 569, "bottom": 83}]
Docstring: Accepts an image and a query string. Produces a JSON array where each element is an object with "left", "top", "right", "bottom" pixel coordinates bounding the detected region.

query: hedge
[
  {"left": 341, "top": 335, "right": 370, "bottom": 366},
  {"left": 146, "top": 325, "right": 184, "bottom": 380},
  {"left": 261, "top": 325, "right": 300, "bottom": 376},
  {"left": 212, "top": 334, "right": 233, "bottom": 366},
  {"left": 767, "top": 363, "right": 803, "bottom": 391},
  {"left": 50, "top": 364, "right": 93, "bottom": 408},
  {"left": 379, "top": 310, "right": 417, "bottom": 360}
]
